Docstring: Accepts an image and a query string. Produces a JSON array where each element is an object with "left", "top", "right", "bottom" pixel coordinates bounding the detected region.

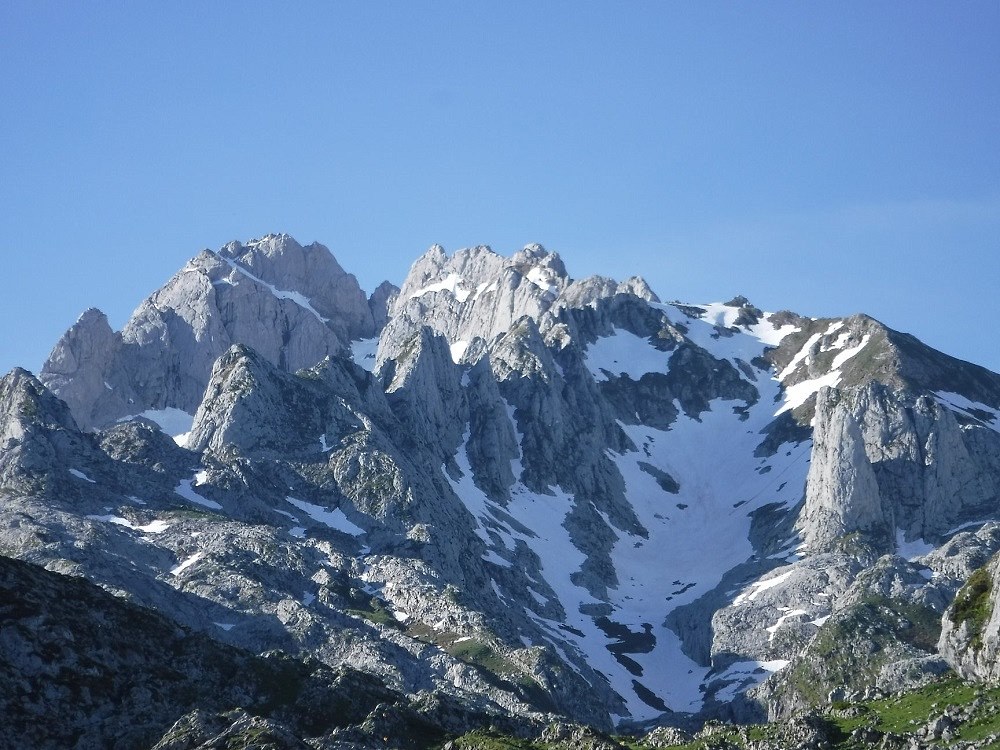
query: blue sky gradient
[{"left": 2, "top": 2, "right": 998, "bottom": 374}]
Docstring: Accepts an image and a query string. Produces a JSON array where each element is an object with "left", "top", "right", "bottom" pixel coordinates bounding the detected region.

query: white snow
[
  {"left": 734, "top": 569, "right": 796, "bottom": 606},
  {"left": 775, "top": 370, "right": 842, "bottom": 415},
  {"left": 946, "top": 519, "right": 992, "bottom": 535},
  {"left": 214, "top": 622, "right": 236, "bottom": 631},
  {"left": 450, "top": 340, "right": 470, "bottom": 363},
  {"left": 286, "top": 497, "right": 365, "bottom": 536},
  {"left": 174, "top": 479, "right": 223, "bottom": 510},
  {"left": 830, "top": 333, "right": 872, "bottom": 370},
  {"left": 525, "top": 266, "right": 558, "bottom": 295},
  {"left": 778, "top": 332, "right": 824, "bottom": 381},
  {"left": 350, "top": 338, "right": 379, "bottom": 372},
  {"left": 193, "top": 470, "right": 209, "bottom": 486},
  {"left": 84, "top": 515, "right": 170, "bottom": 534},
  {"left": 69, "top": 469, "right": 96, "bottom": 483},
  {"left": 766, "top": 608, "right": 810, "bottom": 641},
  {"left": 123, "top": 407, "right": 195, "bottom": 447},
  {"left": 289, "top": 527, "right": 306, "bottom": 539},
  {"left": 934, "top": 391, "right": 1000, "bottom": 432},
  {"left": 319, "top": 433, "right": 333, "bottom": 452},
  {"left": 474, "top": 281, "right": 497, "bottom": 299},
  {"left": 445, "top": 318, "right": 811, "bottom": 720},
  {"left": 772, "top": 324, "right": 872, "bottom": 416},
  {"left": 170, "top": 551, "right": 204, "bottom": 576},
  {"left": 659, "top": 301, "right": 798, "bottom": 384},
  {"left": 409, "top": 273, "right": 470, "bottom": 302},
  {"left": 710, "top": 659, "right": 790, "bottom": 702},
  {"left": 221, "top": 257, "right": 329, "bottom": 324},
  {"left": 895, "top": 528, "right": 935, "bottom": 561},
  {"left": 585, "top": 329, "right": 672, "bottom": 381},
  {"left": 810, "top": 615, "right": 831, "bottom": 626},
  {"left": 104, "top": 381, "right": 113, "bottom": 391},
  {"left": 482, "top": 549, "right": 513, "bottom": 568}
]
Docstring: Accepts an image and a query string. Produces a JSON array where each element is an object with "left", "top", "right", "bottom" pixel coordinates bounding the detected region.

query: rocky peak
[
  {"left": 41, "top": 235, "right": 387, "bottom": 431},
  {"left": 219, "top": 235, "right": 376, "bottom": 339},
  {"left": 39, "top": 308, "right": 130, "bottom": 431},
  {"left": 1, "top": 368, "right": 79, "bottom": 442},
  {"left": 186, "top": 344, "right": 331, "bottom": 458},
  {"left": 368, "top": 280, "right": 400, "bottom": 331},
  {"left": 0, "top": 368, "right": 102, "bottom": 495}
]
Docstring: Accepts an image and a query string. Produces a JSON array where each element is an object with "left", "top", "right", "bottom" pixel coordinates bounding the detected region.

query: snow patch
[
  {"left": 525, "top": 266, "right": 558, "bottom": 295},
  {"left": 585, "top": 329, "right": 672, "bottom": 381},
  {"left": 350, "top": 338, "right": 379, "bottom": 372},
  {"left": 934, "top": 391, "right": 1000, "bottom": 433},
  {"left": 174, "top": 480, "right": 223, "bottom": 510},
  {"left": 775, "top": 371, "right": 842, "bottom": 415},
  {"left": 69, "top": 469, "right": 96, "bottom": 483},
  {"left": 734, "top": 569, "right": 795, "bottom": 606},
  {"left": 830, "top": 333, "right": 871, "bottom": 370},
  {"left": 410, "top": 273, "right": 470, "bottom": 302},
  {"left": 450, "top": 340, "right": 470, "bottom": 363},
  {"left": 711, "top": 659, "right": 790, "bottom": 702},
  {"left": 170, "top": 551, "right": 204, "bottom": 576},
  {"left": 122, "top": 407, "right": 195, "bottom": 447},
  {"left": 286, "top": 497, "right": 365, "bottom": 536},
  {"left": 221, "top": 257, "right": 329, "bottom": 324},
  {"left": 895, "top": 528, "right": 935, "bottom": 561},
  {"left": 85, "top": 515, "right": 170, "bottom": 534},
  {"left": 766, "top": 608, "right": 810, "bottom": 641}
]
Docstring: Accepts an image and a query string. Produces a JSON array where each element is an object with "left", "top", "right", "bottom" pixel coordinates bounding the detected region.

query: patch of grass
[
  {"left": 950, "top": 565, "right": 994, "bottom": 651},
  {"left": 447, "top": 638, "right": 517, "bottom": 676},
  {"left": 862, "top": 677, "right": 975, "bottom": 734},
  {"left": 346, "top": 597, "right": 399, "bottom": 628}
]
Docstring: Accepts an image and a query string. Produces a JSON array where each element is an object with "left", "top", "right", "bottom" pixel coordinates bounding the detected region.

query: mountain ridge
[{"left": 4, "top": 233, "right": 1000, "bottom": 744}]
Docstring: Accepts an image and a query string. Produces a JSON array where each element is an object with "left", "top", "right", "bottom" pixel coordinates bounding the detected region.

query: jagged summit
[{"left": 40, "top": 235, "right": 398, "bottom": 431}]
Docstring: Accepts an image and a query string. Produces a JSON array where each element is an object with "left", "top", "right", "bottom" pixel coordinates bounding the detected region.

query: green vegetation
[
  {"left": 950, "top": 565, "right": 994, "bottom": 651},
  {"left": 447, "top": 638, "right": 517, "bottom": 676},
  {"left": 346, "top": 596, "right": 399, "bottom": 627},
  {"left": 445, "top": 677, "right": 1000, "bottom": 749},
  {"left": 448, "top": 729, "right": 541, "bottom": 749},
  {"left": 779, "top": 595, "right": 941, "bottom": 707}
]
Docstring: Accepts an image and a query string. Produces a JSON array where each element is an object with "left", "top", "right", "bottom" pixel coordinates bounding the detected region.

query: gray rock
[{"left": 796, "top": 387, "right": 891, "bottom": 552}]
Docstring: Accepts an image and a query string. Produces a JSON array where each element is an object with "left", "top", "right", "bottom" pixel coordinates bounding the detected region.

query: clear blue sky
[{"left": 2, "top": 2, "right": 998, "bottom": 375}]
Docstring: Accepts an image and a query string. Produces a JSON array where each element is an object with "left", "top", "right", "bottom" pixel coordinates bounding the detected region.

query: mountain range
[{"left": 4, "top": 233, "right": 1000, "bottom": 748}]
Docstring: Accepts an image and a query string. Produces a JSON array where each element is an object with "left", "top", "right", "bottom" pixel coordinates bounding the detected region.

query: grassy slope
[{"left": 445, "top": 677, "right": 1000, "bottom": 750}]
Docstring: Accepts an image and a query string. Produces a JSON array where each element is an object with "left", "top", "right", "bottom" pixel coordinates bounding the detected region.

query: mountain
[{"left": 4, "top": 233, "right": 1000, "bottom": 746}]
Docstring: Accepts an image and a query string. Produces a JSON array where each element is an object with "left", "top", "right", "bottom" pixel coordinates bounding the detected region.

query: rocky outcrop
[
  {"left": 41, "top": 234, "right": 385, "bottom": 430},
  {"left": 796, "top": 387, "right": 890, "bottom": 552},
  {"left": 797, "top": 382, "right": 1000, "bottom": 553},
  {"left": 939, "top": 552, "right": 1000, "bottom": 681}
]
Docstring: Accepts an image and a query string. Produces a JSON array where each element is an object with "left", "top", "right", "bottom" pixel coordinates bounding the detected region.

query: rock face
[
  {"left": 40, "top": 234, "right": 383, "bottom": 430},
  {"left": 8, "top": 235, "right": 1000, "bottom": 740},
  {"left": 939, "top": 551, "right": 1000, "bottom": 681},
  {"left": 796, "top": 387, "right": 889, "bottom": 552}
]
